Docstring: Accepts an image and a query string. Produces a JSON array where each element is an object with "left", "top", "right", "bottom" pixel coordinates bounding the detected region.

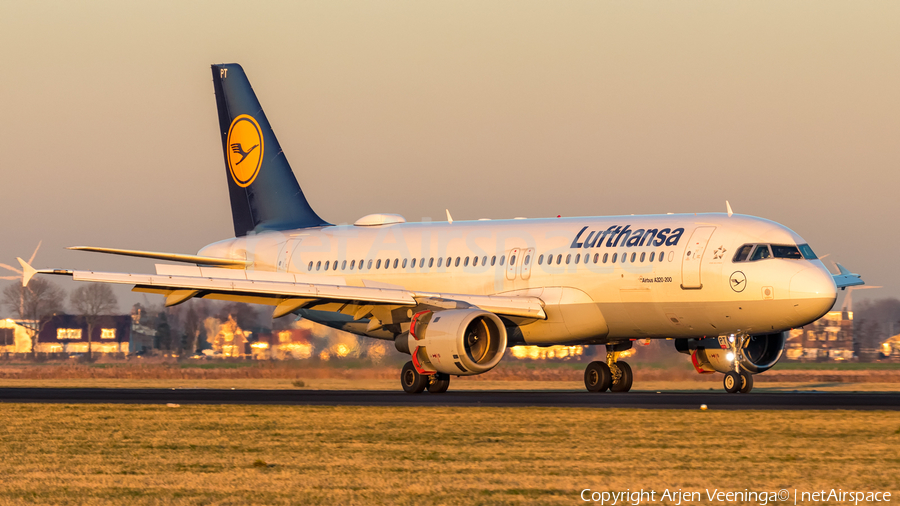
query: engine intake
[
  {"left": 402, "top": 309, "right": 507, "bottom": 376},
  {"left": 677, "top": 332, "right": 786, "bottom": 374}
]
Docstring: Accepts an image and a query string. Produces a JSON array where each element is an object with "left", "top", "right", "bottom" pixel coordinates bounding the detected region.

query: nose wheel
[{"left": 722, "top": 332, "right": 755, "bottom": 394}]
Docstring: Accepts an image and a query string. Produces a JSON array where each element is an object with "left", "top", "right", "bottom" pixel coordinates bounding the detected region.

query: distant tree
[
  {"left": 183, "top": 305, "right": 202, "bottom": 355},
  {"left": 70, "top": 283, "right": 118, "bottom": 360},
  {"left": 155, "top": 312, "right": 172, "bottom": 352},
  {"left": 2, "top": 278, "right": 65, "bottom": 356}
]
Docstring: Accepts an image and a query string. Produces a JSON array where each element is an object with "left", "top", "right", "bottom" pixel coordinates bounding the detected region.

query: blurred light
[{"left": 726, "top": 352, "right": 735, "bottom": 361}]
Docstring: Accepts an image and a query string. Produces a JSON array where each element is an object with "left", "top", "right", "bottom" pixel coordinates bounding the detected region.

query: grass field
[{"left": 0, "top": 404, "right": 898, "bottom": 505}]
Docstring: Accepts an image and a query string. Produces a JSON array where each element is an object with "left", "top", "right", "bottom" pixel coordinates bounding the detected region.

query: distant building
[
  {"left": 35, "top": 314, "right": 132, "bottom": 354},
  {"left": 786, "top": 311, "right": 855, "bottom": 361},
  {"left": 252, "top": 328, "right": 314, "bottom": 360},
  {"left": 0, "top": 319, "right": 37, "bottom": 354}
]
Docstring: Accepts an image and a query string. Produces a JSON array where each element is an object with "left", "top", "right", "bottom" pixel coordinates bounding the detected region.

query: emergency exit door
[{"left": 681, "top": 227, "right": 716, "bottom": 289}]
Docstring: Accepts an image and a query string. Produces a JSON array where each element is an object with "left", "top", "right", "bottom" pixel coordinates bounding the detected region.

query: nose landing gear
[{"left": 722, "top": 333, "right": 754, "bottom": 394}]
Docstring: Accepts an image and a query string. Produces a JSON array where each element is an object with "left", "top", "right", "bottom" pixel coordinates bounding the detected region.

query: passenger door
[
  {"left": 681, "top": 227, "right": 715, "bottom": 289},
  {"left": 520, "top": 248, "right": 535, "bottom": 280},
  {"left": 506, "top": 248, "right": 521, "bottom": 281}
]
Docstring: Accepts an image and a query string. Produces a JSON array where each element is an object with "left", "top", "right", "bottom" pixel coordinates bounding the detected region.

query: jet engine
[
  {"left": 676, "top": 332, "right": 786, "bottom": 374},
  {"left": 395, "top": 309, "right": 507, "bottom": 376}
]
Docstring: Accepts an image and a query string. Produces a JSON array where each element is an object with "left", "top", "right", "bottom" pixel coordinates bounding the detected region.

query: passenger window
[
  {"left": 438, "top": 258, "right": 443, "bottom": 268},
  {"left": 593, "top": 253, "right": 599, "bottom": 263},
  {"left": 420, "top": 258, "right": 425, "bottom": 268},
  {"left": 428, "top": 258, "right": 434, "bottom": 268},
  {"left": 772, "top": 245, "right": 803, "bottom": 259},
  {"left": 640, "top": 252, "right": 645, "bottom": 262},
  {"left": 464, "top": 257, "right": 470, "bottom": 267},
  {"left": 565, "top": 254, "right": 571, "bottom": 265},
  {"left": 750, "top": 245, "right": 771, "bottom": 261},
  {"left": 538, "top": 254, "right": 544, "bottom": 265},
  {"left": 447, "top": 257, "right": 452, "bottom": 267},
  {"left": 575, "top": 254, "right": 581, "bottom": 264},
  {"left": 333, "top": 261, "right": 338, "bottom": 270},
  {"left": 556, "top": 254, "right": 562, "bottom": 265},
  {"left": 611, "top": 253, "right": 617, "bottom": 263},
  {"left": 510, "top": 255, "right": 516, "bottom": 265},
  {"left": 500, "top": 256, "right": 506, "bottom": 266},
  {"left": 584, "top": 254, "right": 589, "bottom": 264},
  {"left": 393, "top": 259, "right": 399, "bottom": 269},
  {"left": 733, "top": 244, "right": 754, "bottom": 262},
  {"left": 454, "top": 257, "right": 459, "bottom": 267},
  {"left": 324, "top": 261, "right": 330, "bottom": 270},
  {"left": 341, "top": 260, "right": 347, "bottom": 270},
  {"left": 473, "top": 256, "right": 479, "bottom": 267},
  {"left": 630, "top": 253, "right": 636, "bottom": 263},
  {"left": 604, "top": 253, "right": 609, "bottom": 263},
  {"left": 491, "top": 256, "right": 496, "bottom": 266},
  {"left": 376, "top": 259, "right": 382, "bottom": 269},
  {"left": 402, "top": 259, "right": 408, "bottom": 269},
  {"left": 649, "top": 252, "right": 655, "bottom": 262},
  {"left": 350, "top": 260, "right": 356, "bottom": 270},
  {"left": 316, "top": 261, "right": 322, "bottom": 271},
  {"left": 367, "top": 259, "right": 373, "bottom": 269},
  {"left": 524, "top": 255, "right": 531, "bottom": 265},
  {"left": 660, "top": 253, "right": 665, "bottom": 262},
  {"left": 308, "top": 261, "right": 313, "bottom": 271},
  {"left": 482, "top": 256, "right": 487, "bottom": 266}
]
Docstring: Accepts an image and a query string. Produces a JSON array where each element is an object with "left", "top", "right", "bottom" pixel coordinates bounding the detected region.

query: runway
[{"left": 0, "top": 388, "right": 898, "bottom": 410}]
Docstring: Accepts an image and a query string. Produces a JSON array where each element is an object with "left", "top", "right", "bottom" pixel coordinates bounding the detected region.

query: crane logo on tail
[{"left": 226, "top": 114, "right": 264, "bottom": 187}]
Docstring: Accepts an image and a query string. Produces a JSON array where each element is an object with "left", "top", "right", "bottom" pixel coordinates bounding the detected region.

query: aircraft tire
[
  {"left": 584, "top": 361, "right": 612, "bottom": 392},
  {"left": 428, "top": 374, "right": 450, "bottom": 394},
  {"left": 723, "top": 371, "right": 742, "bottom": 393},
  {"left": 610, "top": 361, "right": 634, "bottom": 392},
  {"left": 401, "top": 361, "right": 428, "bottom": 394},
  {"left": 739, "top": 371, "right": 754, "bottom": 394}
]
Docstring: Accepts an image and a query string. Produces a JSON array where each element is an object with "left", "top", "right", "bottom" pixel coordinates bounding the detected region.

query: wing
[
  {"left": 833, "top": 263, "right": 864, "bottom": 289},
  {"left": 23, "top": 261, "right": 546, "bottom": 327}
]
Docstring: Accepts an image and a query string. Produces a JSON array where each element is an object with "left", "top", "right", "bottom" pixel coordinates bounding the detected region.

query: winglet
[
  {"left": 832, "top": 262, "right": 864, "bottom": 289},
  {"left": 17, "top": 257, "right": 37, "bottom": 287},
  {"left": 446, "top": 209, "right": 453, "bottom": 224},
  {"left": 726, "top": 201, "right": 733, "bottom": 217}
]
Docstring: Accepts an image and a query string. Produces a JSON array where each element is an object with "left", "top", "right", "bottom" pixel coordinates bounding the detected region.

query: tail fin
[{"left": 211, "top": 63, "right": 329, "bottom": 236}]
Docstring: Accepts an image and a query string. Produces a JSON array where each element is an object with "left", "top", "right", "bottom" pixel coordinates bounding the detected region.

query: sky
[{"left": 1, "top": 1, "right": 898, "bottom": 312}]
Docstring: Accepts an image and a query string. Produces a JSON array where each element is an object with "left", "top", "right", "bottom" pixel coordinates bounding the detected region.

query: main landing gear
[
  {"left": 584, "top": 345, "right": 633, "bottom": 393},
  {"left": 400, "top": 361, "right": 450, "bottom": 394},
  {"left": 722, "top": 333, "right": 754, "bottom": 394}
]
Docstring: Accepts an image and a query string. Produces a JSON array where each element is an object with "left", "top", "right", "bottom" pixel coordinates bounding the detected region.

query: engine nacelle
[
  {"left": 404, "top": 309, "right": 507, "bottom": 376},
  {"left": 677, "top": 332, "right": 786, "bottom": 374}
]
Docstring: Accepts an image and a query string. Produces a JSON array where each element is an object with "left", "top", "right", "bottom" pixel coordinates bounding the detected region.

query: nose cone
[{"left": 790, "top": 267, "right": 838, "bottom": 324}]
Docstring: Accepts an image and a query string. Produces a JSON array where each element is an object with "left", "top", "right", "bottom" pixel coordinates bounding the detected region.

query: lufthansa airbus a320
[{"left": 21, "top": 63, "right": 864, "bottom": 394}]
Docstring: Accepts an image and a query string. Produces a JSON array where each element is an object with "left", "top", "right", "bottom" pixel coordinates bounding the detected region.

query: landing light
[
  {"left": 728, "top": 334, "right": 735, "bottom": 343},
  {"left": 726, "top": 352, "right": 735, "bottom": 361}
]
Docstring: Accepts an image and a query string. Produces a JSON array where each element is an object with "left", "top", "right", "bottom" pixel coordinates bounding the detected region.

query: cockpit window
[
  {"left": 798, "top": 244, "right": 817, "bottom": 260},
  {"left": 771, "top": 245, "right": 802, "bottom": 259},
  {"left": 733, "top": 244, "right": 754, "bottom": 262},
  {"left": 750, "top": 244, "right": 771, "bottom": 261}
]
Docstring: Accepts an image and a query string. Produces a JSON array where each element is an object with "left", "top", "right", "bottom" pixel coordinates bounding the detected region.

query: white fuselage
[{"left": 198, "top": 212, "right": 837, "bottom": 345}]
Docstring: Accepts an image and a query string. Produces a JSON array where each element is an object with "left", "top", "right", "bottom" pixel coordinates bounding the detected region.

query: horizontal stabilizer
[
  {"left": 833, "top": 263, "right": 865, "bottom": 289},
  {"left": 68, "top": 246, "right": 250, "bottom": 268}
]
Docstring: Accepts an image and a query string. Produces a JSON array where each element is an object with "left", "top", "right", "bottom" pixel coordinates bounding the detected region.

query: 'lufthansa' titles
[{"left": 569, "top": 225, "right": 685, "bottom": 249}]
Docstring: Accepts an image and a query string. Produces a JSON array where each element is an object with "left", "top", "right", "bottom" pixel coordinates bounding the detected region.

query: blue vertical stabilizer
[{"left": 211, "top": 63, "right": 329, "bottom": 236}]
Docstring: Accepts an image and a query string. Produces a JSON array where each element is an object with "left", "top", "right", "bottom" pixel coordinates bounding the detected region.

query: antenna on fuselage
[
  {"left": 726, "top": 201, "right": 734, "bottom": 217},
  {"left": 446, "top": 209, "right": 453, "bottom": 224}
]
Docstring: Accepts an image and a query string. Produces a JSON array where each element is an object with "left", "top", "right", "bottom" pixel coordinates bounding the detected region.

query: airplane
[{"left": 20, "top": 63, "right": 865, "bottom": 394}]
